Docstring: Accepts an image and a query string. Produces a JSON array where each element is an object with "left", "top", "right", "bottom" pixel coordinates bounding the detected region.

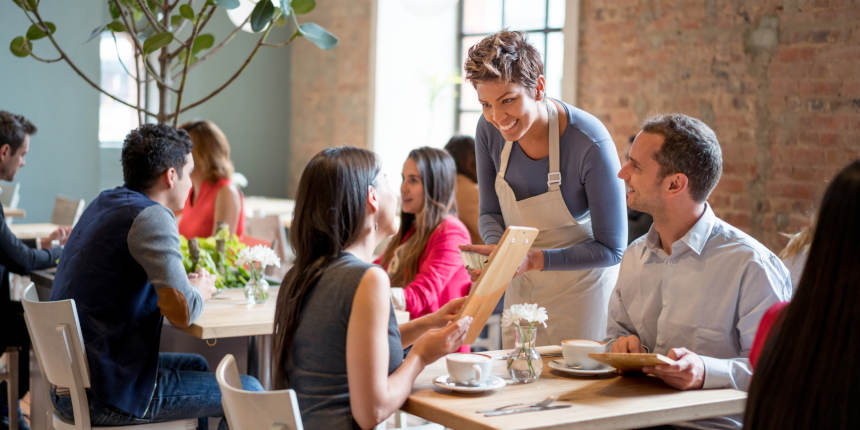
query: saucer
[
  {"left": 548, "top": 359, "right": 615, "bottom": 376},
  {"left": 433, "top": 375, "right": 507, "bottom": 393}
]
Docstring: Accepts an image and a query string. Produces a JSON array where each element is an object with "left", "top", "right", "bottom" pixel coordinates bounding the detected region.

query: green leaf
[
  {"left": 179, "top": 4, "right": 194, "bottom": 20},
  {"left": 9, "top": 36, "right": 32, "bottom": 57},
  {"left": 171, "top": 14, "right": 184, "bottom": 27},
  {"left": 214, "top": 0, "right": 239, "bottom": 9},
  {"left": 298, "top": 22, "right": 337, "bottom": 50},
  {"left": 191, "top": 33, "right": 214, "bottom": 54},
  {"left": 291, "top": 0, "right": 314, "bottom": 15},
  {"left": 26, "top": 0, "right": 38, "bottom": 11},
  {"left": 109, "top": 1, "right": 121, "bottom": 19},
  {"left": 12, "top": 0, "right": 28, "bottom": 10},
  {"left": 106, "top": 20, "right": 127, "bottom": 33},
  {"left": 25, "top": 22, "right": 56, "bottom": 40},
  {"left": 142, "top": 31, "right": 173, "bottom": 54},
  {"left": 250, "top": 0, "right": 274, "bottom": 32}
]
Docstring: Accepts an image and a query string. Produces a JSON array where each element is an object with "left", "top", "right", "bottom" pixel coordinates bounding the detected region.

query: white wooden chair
[
  {"left": 216, "top": 354, "right": 303, "bottom": 430},
  {"left": 244, "top": 213, "right": 292, "bottom": 280},
  {"left": 0, "top": 346, "right": 20, "bottom": 430},
  {"left": 20, "top": 284, "right": 196, "bottom": 430},
  {"left": 50, "top": 196, "right": 85, "bottom": 226}
]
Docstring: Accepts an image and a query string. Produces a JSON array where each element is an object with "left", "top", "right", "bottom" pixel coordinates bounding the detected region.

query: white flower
[
  {"left": 501, "top": 303, "right": 548, "bottom": 328},
  {"left": 236, "top": 245, "right": 281, "bottom": 269}
]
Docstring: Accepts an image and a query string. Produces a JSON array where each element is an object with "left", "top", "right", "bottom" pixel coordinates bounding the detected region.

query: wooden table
[
  {"left": 244, "top": 196, "right": 295, "bottom": 228},
  {"left": 403, "top": 348, "right": 746, "bottom": 429},
  {"left": 3, "top": 205, "right": 25, "bottom": 218},
  {"left": 10, "top": 222, "right": 59, "bottom": 240}
]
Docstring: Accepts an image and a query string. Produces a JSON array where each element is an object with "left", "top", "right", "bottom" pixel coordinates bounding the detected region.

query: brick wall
[
  {"left": 289, "top": 0, "right": 374, "bottom": 196},
  {"left": 577, "top": 0, "right": 860, "bottom": 251}
]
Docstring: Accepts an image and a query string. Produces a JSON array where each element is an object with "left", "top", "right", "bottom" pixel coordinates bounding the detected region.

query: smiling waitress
[{"left": 462, "top": 31, "right": 627, "bottom": 347}]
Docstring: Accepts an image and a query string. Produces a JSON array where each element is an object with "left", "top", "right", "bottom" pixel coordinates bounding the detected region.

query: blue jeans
[{"left": 51, "top": 353, "right": 263, "bottom": 430}]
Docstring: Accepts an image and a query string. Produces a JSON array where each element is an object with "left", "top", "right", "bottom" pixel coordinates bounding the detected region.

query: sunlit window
[
  {"left": 98, "top": 33, "right": 139, "bottom": 145},
  {"left": 456, "top": 0, "right": 565, "bottom": 135}
]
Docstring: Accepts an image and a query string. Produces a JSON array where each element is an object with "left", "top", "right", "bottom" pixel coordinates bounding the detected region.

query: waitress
[{"left": 462, "top": 31, "right": 627, "bottom": 347}]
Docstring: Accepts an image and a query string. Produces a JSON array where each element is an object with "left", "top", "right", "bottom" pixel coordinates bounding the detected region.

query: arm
[
  {"left": 402, "top": 220, "right": 470, "bottom": 318},
  {"left": 399, "top": 297, "right": 466, "bottom": 347},
  {"left": 543, "top": 140, "right": 627, "bottom": 271},
  {"left": 0, "top": 211, "right": 61, "bottom": 273},
  {"left": 475, "top": 118, "right": 505, "bottom": 245},
  {"left": 128, "top": 205, "right": 205, "bottom": 328},
  {"left": 212, "top": 182, "right": 242, "bottom": 234},
  {"left": 346, "top": 267, "right": 470, "bottom": 429},
  {"left": 605, "top": 257, "right": 646, "bottom": 352}
]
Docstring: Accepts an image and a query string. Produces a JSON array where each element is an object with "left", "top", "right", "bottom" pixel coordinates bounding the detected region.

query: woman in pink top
[
  {"left": 378, "top": 147, "right": 472, "bottom": 323},
  {"left": 177, "top": 120, "right": 245, "bottom": 238}
]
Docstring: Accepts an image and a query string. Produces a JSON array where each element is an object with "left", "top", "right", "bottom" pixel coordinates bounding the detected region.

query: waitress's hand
[{"left": 515, "top": 249, "right": 545, "bottom": 276}]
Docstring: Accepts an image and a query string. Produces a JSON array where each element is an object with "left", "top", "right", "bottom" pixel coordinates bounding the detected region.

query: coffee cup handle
[{"left": 471, "top": 364, "right": 482, "bottom": 384}]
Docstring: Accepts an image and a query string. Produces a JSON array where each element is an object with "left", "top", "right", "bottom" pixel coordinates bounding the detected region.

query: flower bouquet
[
  {"left": 502, "top": 303, "right": 548, "bottom": 383},
  {"left": 236, "top": 245, "right": 281, "bottom": 305}
]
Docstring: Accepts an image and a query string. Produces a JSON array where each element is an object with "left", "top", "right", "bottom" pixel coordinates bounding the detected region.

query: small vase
[
  {"left": 244, "top": 276, "right": 269, "bottom": 305},
  {"left": 506, "top": 323, "right": 542, "bottom": 383}
]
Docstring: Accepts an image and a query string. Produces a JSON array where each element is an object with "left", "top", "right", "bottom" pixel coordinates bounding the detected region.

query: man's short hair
[
  {"left": 642, "top": 114, "right": 723, "bottom": 203},
  {"left": 0, "top": 110, "right": 37, "bottom": 154},
  {"left": 121, "top": 124, "right": 192, "bottom": 192}
]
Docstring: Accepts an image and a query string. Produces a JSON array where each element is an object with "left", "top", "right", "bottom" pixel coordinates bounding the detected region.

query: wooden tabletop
[
  {"left": 403, "top": 347, "right": 746, "bottom": 430},
  {"left": 10, "top": 222, "right": 59, "bottom": 240},
  {"left": 244, "top": 196, "right": 295, "bottom": 228},
  {"left": 3, "top": 206, "right": 26, "bottom": 218},
  {"left": 179, "top": 286, "right": 411, "bottom": 339}
]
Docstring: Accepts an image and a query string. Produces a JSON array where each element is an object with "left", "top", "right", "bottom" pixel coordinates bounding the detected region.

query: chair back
[
  {"left": 51, "top": 196, "right": 85, "bottom": 226},
  {"left": 21, "top": 284, "right": 93, "bottom": 429},
  {"left": 244, "top": 214, "right": 292, "bottom": 279},
  {"left": 0, "top": 182, "right": 21, "bottom": 208},
  {"left": 216, "top": 354, "right": 303, "bottom": 430}
]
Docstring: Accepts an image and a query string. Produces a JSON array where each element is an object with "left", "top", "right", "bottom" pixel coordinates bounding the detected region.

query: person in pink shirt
[{"left": 378, "top": 147, "right": 472, "bottom": 325}]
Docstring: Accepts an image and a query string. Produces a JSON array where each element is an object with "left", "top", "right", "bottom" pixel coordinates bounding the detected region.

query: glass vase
[
  {"left": 506, "top": 323, "right": 542, "bottom": 383},
  {"left": 244, "top": 276, "right": 269, "bottom": 305}
]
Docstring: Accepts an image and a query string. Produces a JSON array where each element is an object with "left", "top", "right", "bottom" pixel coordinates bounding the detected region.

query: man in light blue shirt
[{"left": 609, "top": 114, "right": 790, "bottom": 428}]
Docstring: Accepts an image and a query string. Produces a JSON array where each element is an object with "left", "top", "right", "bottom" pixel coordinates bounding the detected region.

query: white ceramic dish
[
  {"left": 432, "top": 375, "right": 507, "bottom": 393},
  {"left": 548, "top": 359, "right": 615, "bottom": 376}
]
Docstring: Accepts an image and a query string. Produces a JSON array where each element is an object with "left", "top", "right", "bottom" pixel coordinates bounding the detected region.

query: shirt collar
[{"left": 642, "top": 203, "right": 716, "bottom": 257}]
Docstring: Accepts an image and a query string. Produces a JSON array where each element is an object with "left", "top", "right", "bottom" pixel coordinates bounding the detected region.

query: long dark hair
[
  {"left": 744, "top": 159, "right": 860, "bottom": 429},
  {"left": 380, "top": 147, "right": 457, "bottom": 286},
  {"left": 271, "top": 146, "right": 380, "bottom": 388},
  {"left": 444, "top": 135, "right": 477, "bottom": 183}
]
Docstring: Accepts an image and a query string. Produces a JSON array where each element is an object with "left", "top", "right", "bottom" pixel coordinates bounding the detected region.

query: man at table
[
  {"left": 0, "top": 111, "right": 69, "bottom": 430},
  {"left": 608, "top": 114, "right": 790, "bottom": 428},
  {"left": 50, "top": 124, "right": 262, "bottom": 429}
]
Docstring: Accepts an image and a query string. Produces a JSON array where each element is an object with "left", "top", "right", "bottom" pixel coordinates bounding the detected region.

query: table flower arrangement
[
  {"left": 503, "top": 303, "right": 548, "bottom": 383},
  {"left": 236, "top": 245, "right": 281, "bottom": 305},
  {"left": 180, "top": 225, "right": 249, "bottom": 291}
]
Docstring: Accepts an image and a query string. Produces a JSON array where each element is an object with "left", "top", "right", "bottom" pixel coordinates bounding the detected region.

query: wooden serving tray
[
  {"left": 588, "top": 353, "right": 675, "bottom": 371},
  {"left": 457, "top": 226, "right": 539, "bottom": 344}
]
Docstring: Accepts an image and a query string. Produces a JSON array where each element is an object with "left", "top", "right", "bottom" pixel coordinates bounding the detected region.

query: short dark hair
[
  {"left": 464, "top": 31, "right": 544, "bottom": 91},
  {"left": 0, "top": 110, "right": 37, "bottom": 154},
  {"left": 121, "top": 124, "right": 192, "bottom": 192},
  {"left": 641, "top": 114, "right": 722, "bottom": 202}
]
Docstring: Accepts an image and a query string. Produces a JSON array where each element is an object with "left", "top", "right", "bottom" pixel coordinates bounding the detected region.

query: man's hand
[
  {"left": 40, "top": 226, "right": 72, "bottom": 249},
  {"left": 188, "top": 269, "right": 216, "bottom": 301},
  {"left": 611, "top": 335, "right": 646, "bottom": 353},
  {"left": 642, "top": 347, "right": 705, "bottom": 390}
]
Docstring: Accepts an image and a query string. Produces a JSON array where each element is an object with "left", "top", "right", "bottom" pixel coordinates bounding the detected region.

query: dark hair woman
[
  {"left": 378, "top": 147, "right": 473, "bottom": 333},
  {"left": 271, "top": 146, "right": 471, "bottom": 429},
  {"left": 444, "top": 135, "right": 482, "bottom": 244},
  {"left": 744, "top": 159, "right": 860, "bottom": 429}
]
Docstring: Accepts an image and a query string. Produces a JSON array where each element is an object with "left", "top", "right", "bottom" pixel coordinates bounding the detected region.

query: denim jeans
[{"left": 51, "top": 352, "right": 263, "bottom": 430}]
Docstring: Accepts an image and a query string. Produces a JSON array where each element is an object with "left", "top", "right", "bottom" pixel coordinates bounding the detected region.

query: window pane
[
  {"left": 459, "top": 111, "right": 483, "bottom": 136},
  {"left": 463, "top": 0, "right": 502, "bottom": 34},
  {"left": 545, "top": 31, "right": 564, "bottom": 100},
  {"left": 525, "top": 32, "right": 546, "bottom": 66},
  {"left": 99, "top": 33, "right": 138, "bottom": 143},
  {"left": 504, "top": 0, "right": 546, "bottom": 31},
  {"left": 548, "top": 0, "right": 566, "bottom": 28},
  {"left": 459, "top": 35, "right": 484, "bottom": 111}
]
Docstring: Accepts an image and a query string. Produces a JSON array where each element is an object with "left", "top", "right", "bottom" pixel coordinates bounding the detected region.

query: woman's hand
[
  {"left": 516, "top": 249, "right": 545, "bottom": 276},
  {"left": 431, "top": 297, "right": 467, "bottom": 327},
  {"left": 412, "top": 316, "right": 473, "bottom": 366},
  {"left": 460, "top": 243, "right": 495, "bottom": 256}
]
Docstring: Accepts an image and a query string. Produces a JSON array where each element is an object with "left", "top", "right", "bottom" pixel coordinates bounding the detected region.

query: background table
[
  {"left": 244, "top": 196, "right": 295, "bottom": 228},
  {"left": 403, "top": 348, "right": 746, "bottom": 429},
  {"left": 10, "top": 223, "right": 59, "bottom": 240}
]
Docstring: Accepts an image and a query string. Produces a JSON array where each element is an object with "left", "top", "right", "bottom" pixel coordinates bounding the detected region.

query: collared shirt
[{"left": 607, "top": 204, "right": 791, "bottom": 392}]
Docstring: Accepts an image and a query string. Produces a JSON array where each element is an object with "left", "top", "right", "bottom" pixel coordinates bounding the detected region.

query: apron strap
[
  {"left": 546, "top": 99, "right": 561, "bottom": 192},
  {"left": 498, "top": 141, "right": 513, "bottom": 179}
]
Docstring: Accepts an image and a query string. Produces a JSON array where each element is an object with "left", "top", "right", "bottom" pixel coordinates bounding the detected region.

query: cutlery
[
  {"left": 476, "top": 395, "right": 556, "bottom": 414},
  {"left": 483, "top": 404, "right": 571, "bottom": 417}
]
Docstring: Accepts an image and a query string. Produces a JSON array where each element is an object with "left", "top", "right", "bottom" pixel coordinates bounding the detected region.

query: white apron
[{"left": 497, "top": 100, "right": 619, "bottom": 348}]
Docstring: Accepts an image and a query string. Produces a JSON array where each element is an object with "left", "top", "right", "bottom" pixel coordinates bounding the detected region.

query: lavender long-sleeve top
[{"left": 476, "top": 100, "right": 627, "bottom": 270}]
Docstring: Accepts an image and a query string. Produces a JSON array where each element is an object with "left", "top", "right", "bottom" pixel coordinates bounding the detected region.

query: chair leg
[{"left": 6, "top": 348, "right": 19, "bottom": 430}]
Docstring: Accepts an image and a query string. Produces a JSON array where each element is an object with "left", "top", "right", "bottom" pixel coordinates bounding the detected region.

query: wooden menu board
[
  {"left": 588, "top": 353, "right": 675, "bottom": 371},
  {"left": 458, "top": 226, "right": 539, "bottom": 344}
]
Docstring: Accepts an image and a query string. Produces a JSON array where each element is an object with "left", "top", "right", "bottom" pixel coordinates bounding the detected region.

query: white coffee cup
[
  {"left": 561, "top": 339, "right": 606, "bottom": 369},
  {"left": 446, "top": 353, "right": 492, "bottom": 386}
]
